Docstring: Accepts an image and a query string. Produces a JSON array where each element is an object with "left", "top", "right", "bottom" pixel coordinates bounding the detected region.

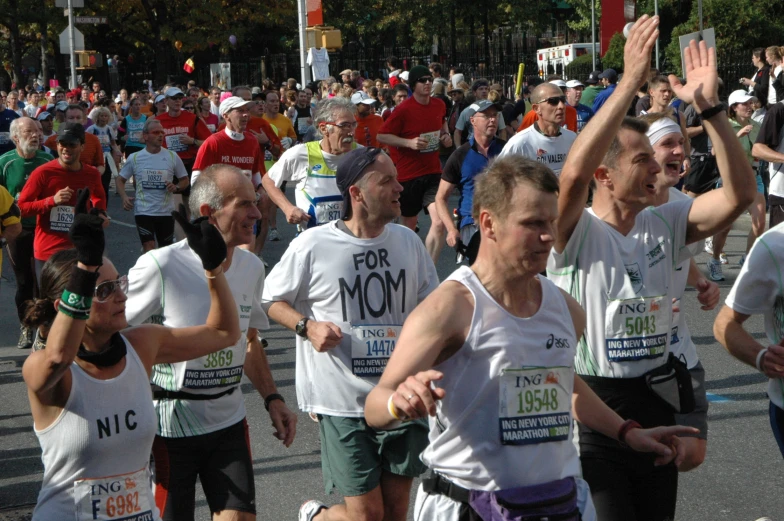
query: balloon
[
  {"left": 175, "top": 40, "right": 183, "bottom": 51},
  {"left": 229, "top": 35, "right": 237, "bottom": 46},
  {"left": 623, "top": 22, "right": 634, "bottom": 38},
  {"left": 107, "top": 58, "right": 113, "bottom": 67}
]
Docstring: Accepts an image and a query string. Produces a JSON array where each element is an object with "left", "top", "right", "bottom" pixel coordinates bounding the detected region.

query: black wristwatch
[
  {"left": 295, "top": 317, "right": 309, "bottom": 338},
  {"left": 700, "top": 103, "right": 727, "bottom": 121},
  {"left": 264, "top": 393, "right": 285, "bottom": 411}
]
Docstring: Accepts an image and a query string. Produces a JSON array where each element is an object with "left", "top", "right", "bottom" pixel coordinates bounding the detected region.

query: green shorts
[{"left": 317, "top": 414, "right": 429, "bottom": 497}]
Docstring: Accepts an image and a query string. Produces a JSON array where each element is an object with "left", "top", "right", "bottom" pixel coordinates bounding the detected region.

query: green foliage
[
  {"left": 665, "top": 0, "right": 784, "bottom": 73},
  {"left": 602, "top": 32, "right": 626, "bottom": 71},
  {"left": 564, "top": 0, "right": 599, "bottom": 33},
  {"left": 564, "top": 52, "right": 594, "bottom": 76}
]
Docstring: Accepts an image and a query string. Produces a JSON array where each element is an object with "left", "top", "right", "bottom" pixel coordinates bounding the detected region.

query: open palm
[{"left": 669, "top": 40, "right": 719, "bottom": 108}]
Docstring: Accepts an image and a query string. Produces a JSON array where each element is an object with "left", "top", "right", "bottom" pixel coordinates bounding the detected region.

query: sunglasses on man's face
[
  {"left": 536, "top": 96, "right": 567, "bottom": 106},
  {"left": 416, "top": 76, "right": 434, "bottom": 84}
]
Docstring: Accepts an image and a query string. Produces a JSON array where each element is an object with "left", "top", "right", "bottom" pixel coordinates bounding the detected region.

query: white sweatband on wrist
[{"left": 756, "top": 348, "right": 769, "bottom": 372}]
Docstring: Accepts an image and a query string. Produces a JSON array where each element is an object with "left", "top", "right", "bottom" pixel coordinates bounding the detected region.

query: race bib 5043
[{"left": 605, "top": 295, "right": 669, "bottom": 362}]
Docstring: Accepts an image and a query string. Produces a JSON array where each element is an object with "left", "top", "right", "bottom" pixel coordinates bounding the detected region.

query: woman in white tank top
[
  {"left": 22, "top": 197, "right": 240, "bottom": 521},
  {"left": 363, "top": 157, "right": 697, "bottom": 520}
]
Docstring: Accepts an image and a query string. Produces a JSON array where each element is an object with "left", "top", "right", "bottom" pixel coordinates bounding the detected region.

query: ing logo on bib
[{"left": 312, "top": 164, "right": 322, "bottom": 171}]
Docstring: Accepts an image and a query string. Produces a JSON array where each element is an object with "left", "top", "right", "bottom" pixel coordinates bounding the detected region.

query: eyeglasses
[
  {"left": 474, "top": 112, "right": 499, "bottom": 120},
  {"left": 325, "top": 121, "right": 358, "bottom": 131},
  {"left": 146, "top": 130, "right": 165, "bottom": 135},
  {"left": 416, "top": 76, "right": 434, "bottom": 84},
  {"left": 536, "top": 96, "right": 567, "bottom": 106},
  {"left": 94, "top": 275, "right": 128, "bottom": 303},
  {"left": 182, "top": 106, "right": 194, "bottom": 111}
]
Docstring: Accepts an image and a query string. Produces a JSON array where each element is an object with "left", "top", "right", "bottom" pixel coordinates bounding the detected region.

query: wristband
[
  {"left": 264, "top": 393, "right": 285, "bottom": 411},
  {"left": 387, "top": 393, "right": 403, "bottom": 421},
  {"left": 57, "top": 301, "right": 90, "bottom": 320},
  {"left": 205, "top": 266, "right": 223, "bottom": 280},
  {"left": 65, "top": 265, "right": 100, "bottom": 297},
  {"left": 61, "top": 289, "right": 92, "bottom": 312},
  {"left": 618, "top": 419, "right": 642, "bottom": 446},
  {"left": 699, "top": 103, "right": 726, "bottom": 121},
  {"left": 756, "top": 348, "right": 769, "bottom": 372}
]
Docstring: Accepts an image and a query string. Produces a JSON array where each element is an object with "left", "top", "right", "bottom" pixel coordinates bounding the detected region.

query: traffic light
[{"left": 76, "top": 51, "right": 103, "bottom": 69}]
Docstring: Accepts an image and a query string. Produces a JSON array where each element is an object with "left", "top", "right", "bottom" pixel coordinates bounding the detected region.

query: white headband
[{"left": 646, "top": 117, "right": 682, "bottom": 147}]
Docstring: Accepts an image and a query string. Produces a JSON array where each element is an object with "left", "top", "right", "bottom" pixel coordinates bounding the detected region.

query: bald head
[{"left": 531, "top": 83, "right": 563, "bottom": 105}]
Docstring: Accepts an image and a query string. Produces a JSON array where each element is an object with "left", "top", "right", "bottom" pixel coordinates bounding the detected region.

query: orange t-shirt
[
  {"left": 44, "top": 133, "right": 105, "bottom": 168},
  {"left": 218, "top": 117, "right": 283, "bottom": 157},
  {"left": 139, "top": 102, "right": 154, "bottom": 117},
  {"left": 354, "top": 114, "right": 384, "bottom": 148},
  {"left": 518, "top": 105, "right": 577, "bottom": 134}
]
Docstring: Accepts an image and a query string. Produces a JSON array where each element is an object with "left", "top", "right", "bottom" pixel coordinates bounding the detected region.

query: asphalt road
[{"left": 0, "top": 183, "right": 782, "bottom": 520}]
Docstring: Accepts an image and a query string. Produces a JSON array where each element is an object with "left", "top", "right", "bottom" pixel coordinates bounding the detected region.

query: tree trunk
[{"left": 40, "top": 21, "right": 50, "bottom": 88}]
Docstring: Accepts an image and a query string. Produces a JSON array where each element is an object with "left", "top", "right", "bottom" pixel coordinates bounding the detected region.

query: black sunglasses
[
  {"left": 416, "top": 76, "right": 434, "bottom": 84},
  {"left": 536, "top": 96, "right": 567, "bottom": 106}
]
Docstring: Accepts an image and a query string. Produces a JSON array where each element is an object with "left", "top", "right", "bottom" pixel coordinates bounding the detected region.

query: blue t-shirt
[
  {"left": 122, "top": 114, "right": 147, "bottom": 149},
  {"left": 442, "top": 137, "right": 506, "bottom": 228},
  {"left": 575, "top": 104, "right": 594, "bottom": 132},
  {"left": 592, "top": 84, "right": 617, "bottom": 114}
]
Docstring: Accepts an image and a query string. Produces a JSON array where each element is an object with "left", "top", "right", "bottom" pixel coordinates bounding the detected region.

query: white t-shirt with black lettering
[
  {"left": 119, "top": 148, "right": 189, "bottom": 216},
  {"left": 547, "top": 201, "right": 692, "bottom": 378},
  {"left": 498, "top": 124, "right": 576, "bottom": 176},
  {"left": 262, "top": 222, "right": 439, "bottom": 417}
]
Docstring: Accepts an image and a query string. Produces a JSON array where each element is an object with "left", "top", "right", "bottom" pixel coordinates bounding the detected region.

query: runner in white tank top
[
  {"left": 22, "top": 193, "right": 240, "bottom": 521},
  {"left": 364, "top": 155, "right": 695, "bottom": 521}
]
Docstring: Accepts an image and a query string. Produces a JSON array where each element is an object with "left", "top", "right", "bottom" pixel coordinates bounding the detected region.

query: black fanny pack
[
  {"left": 422, "top": 473, "right": 580, "bottom": 521},
  {"left": 643, "top": 352, "right": 695, "bottom": 414},
  {"left": 151, "top": 385, "right": 236, "bottom": 401}
]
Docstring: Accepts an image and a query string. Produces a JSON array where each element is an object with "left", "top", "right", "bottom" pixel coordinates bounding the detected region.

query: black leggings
[
  {"left": 6, "top": 229, "right": 36, "bottom": 322},
  {"left": 581, "top": 453, "right": 677, "bottom": 521},
  {"left": 579, "top": 374, "right": 678, "bottom": 521}
]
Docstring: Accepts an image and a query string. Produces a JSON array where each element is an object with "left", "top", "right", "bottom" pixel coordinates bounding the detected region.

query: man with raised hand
[{"left": 547, "top": 17, "right": 755, "bottom": 520}]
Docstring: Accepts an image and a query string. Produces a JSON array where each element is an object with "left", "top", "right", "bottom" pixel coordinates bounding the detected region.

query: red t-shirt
[
  {"left": 378, "top": 96, "right": 446, "bottom": 182},
  {"left": 354, "top": 114, "right": 384, "bottom": 149},
  {"left": 193, "top": 131, "right": 265, "bottom": 185},
  {"left": 156, "top": 111, "right": 212, "bottom": 161},
  {"left": 17, "top": 159, "right": 106, "bottom": 261}
]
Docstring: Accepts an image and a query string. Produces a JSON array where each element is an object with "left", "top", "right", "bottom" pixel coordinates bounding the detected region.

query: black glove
[
  {"left": 172, "top": 204, "right": 227, "bottom": 271},
  {"left": 69, "top": 188, "right": 105, "bottom": 266}
]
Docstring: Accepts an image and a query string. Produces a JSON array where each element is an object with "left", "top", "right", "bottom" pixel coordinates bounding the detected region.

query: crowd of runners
[{"left": 2, "top": 14, "right": 784, "bottom": 521}]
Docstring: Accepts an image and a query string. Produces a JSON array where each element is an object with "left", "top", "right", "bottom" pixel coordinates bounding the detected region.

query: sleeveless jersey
[
  {"left": 123, "top": 114, "right": 147, "bottom": 149},
  {"left": 33, "top": 340, "right": 159, "bottom": 521},
  {"left": 421, "top": 266, "right": 581, "bottom": 491},
  {"left": 300, "top": 140, "right": 356, "bottom": 228}
]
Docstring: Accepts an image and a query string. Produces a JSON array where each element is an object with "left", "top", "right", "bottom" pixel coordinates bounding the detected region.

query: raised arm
[
  {"left": 673, "top": 41, "right": 757, "bottom": 244},
  {"left": 555, "top": 16, "right": 660, "bottom": 252}
]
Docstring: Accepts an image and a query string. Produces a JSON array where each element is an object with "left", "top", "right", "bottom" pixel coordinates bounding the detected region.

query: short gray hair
[
  {"left": 313, "top": 97, "right": 356, "bottom": 128},
  {"left": 312, "top": 97, "right": 356, "bottom": 139},
  {"left": 188, "top": 164, "right": 241, "bottom": 216},
  {"left": 9, "top": 116, "right": 34, "bottom": 140},
  {"left": 143, "top": 119, "right": 162, "bottom": 133}
]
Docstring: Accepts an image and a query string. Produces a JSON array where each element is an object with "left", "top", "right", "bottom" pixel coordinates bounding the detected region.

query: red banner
[{"left": 601, "top": 0, "right": 636, "bottom": 57}]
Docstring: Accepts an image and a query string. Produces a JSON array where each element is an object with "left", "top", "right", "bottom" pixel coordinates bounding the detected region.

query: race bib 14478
[{"left": 498, "top": 366, "right": 572, "bottom": 446}]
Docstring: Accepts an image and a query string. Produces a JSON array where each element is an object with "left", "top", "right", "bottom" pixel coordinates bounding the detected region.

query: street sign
[
  {"left": 74, "top": 16, "right": 108, "bottom": 24},
  {"left": 678, "top": 28, "right": 716, "bottom": 79},
  {"left": 59, "top": 26, "right": 85, "bottom": 54},
  {"left": 55, "top": 0, "right": 83, "bottom": 7}
]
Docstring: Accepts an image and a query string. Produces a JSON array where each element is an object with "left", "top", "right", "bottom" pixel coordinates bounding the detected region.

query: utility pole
[
  {"left": 67, "top": 0, "right": 76, "bottom": 88},
  {"left": 591, "top": 0, "right": 597, "bottom": 70}
]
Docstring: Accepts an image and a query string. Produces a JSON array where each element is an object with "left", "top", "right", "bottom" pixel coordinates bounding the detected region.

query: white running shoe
[
  {"left": 719, "top": 252, "right": 728, "bottom": 264},
  {"left": 704, "top": 237, "right": 714, "bottom": 255},
  {"left": 268, "top": 228, "right": 280, "bottom": 241},
  {"left": 299, "top": 500, "right": 327, "bottom": 521},
  {"left": 707, "top": 257, "right": 724, "bottom": 281}
]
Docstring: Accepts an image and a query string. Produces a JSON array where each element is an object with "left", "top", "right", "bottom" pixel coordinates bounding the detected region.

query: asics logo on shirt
[{"left": 545, "top": 333, "right": 570, "bottom": 350}]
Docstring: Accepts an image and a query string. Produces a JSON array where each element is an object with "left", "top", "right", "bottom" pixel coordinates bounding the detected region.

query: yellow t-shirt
[
  {"left": 0, "top": 185, "right": 21, "bottom": 265},
  {"left": 263, "top": 113, "right": 297, "bottom": 140}
]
